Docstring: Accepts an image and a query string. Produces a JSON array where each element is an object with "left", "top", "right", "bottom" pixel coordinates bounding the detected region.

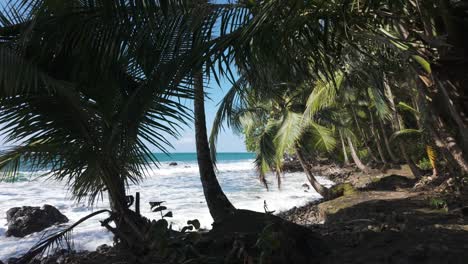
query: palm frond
[
  {"left": 17, "top": 209, "right": 111, "bottom": 264},
  {"left": 390, "top": 128, "right": 422, "bottom": 143}
]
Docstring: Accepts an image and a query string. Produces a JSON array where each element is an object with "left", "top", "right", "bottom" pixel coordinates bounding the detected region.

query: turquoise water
[
  {"left": 14, "top": 152, "right": 255, "bottom": 173},
  {"left": 153, "top": 152, "right": 255, "bottom": 162}
]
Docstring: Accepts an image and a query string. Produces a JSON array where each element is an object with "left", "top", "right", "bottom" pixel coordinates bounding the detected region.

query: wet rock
[
  {"left": 6, "top": 205, "right": 69, "bottom": 237},
  {"left": 169, "top": 162, "right": 178, "bottom": 166}
]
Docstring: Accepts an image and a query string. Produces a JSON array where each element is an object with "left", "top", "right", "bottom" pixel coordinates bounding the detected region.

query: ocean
[{"left": 0, "top": 152, "right": 333, "bottom": 260}]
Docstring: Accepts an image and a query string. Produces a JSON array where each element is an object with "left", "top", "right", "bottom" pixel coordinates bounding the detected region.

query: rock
[
  {"left": 96, "top": 244, "right": 112, "bottom": 254},
  {"left": 169, "top": 162, "right": 178, "bottom": 166},
  {"left": 6, "top": 205, "right": 69, "bottom": 237},
  {"left": 7, "top": 258, "right": 18, "bottom": 264},
  {"left": 302, "top": 183, "right": 310, "bottom": 190}
]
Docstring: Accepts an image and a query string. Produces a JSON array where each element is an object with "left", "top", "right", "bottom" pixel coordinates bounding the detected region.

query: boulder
[
  {"left": 169, "top": 162, "right": 178, "bottom": 166},
  {"left": 6, "top": 205, "right": 69, "bottom": 237}
]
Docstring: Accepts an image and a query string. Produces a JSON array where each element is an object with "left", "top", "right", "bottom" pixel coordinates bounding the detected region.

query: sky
[{"left": 167, "top": 77, "right": 247, "bottom": 153}]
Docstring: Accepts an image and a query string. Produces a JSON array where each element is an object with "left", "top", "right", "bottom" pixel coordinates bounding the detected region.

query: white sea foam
[{"left": 0, "top": 159, "right": 333, "bottom": 261}]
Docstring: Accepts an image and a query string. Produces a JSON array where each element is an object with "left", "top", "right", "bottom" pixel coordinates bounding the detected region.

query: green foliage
[
  {"left": 145, "top": 201, "right": 206, "bottom": 262},
  {"left": 428, "top": 197, "right": 448, "bottom": 212},
  {"left": 255, "top": 223, "right": 282, "bottom": 263},
  {"left": 390, "top": 129, "right": 423, "bottom": 143},
  {"left": 418, "top": 158, "right": 433, "bottom": 171}
]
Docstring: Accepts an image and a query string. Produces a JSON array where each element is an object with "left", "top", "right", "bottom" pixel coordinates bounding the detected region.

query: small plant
[
  {"left": 255, "top": 223, "right": 281, "bottom": 263},
  {"left": 150, "top": 201, "right": 173, "bottom": 219},
  {"left": 147, "top": 201, "right": 202, "bottom": 261},
  {"left": 428, "top": 197, "right": 448, "bottom": 212}
]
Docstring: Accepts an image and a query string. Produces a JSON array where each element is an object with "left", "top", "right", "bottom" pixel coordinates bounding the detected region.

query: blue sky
[{"left": 168, "top": 77, "right": 247, "bottom": 153}]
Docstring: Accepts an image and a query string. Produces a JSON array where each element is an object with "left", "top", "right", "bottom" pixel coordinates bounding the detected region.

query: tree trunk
[
  {"left": 383, "top": 79, "right": 422, "bottom": 178},
  {"left": 102, "top": 166, "right": 147, "bottom": 247},
  {"left": 194, "top": 71, "right": 236, "bottom": 223},
  {"left": 369, "top": 111, "right": 387, "bottom": 163},
  {"left": 346, "top": 136, "right": 369, "bottom": 172},
  {"left": 430, "top": 114, "right": 468, "bottom": 174},
  {"left": 379, "top": 119, "right": 399, "bottom": 163},
  {"left": 339, "top": 130, "right": 350, "bottom": 165},
  {"left": 416, "top": 78, "right": 468, "bottom": 174},
  {"left": 436, "top": 78, "right": 468, "bottom": 155},
  {"left": 400, "top": 144, "right": 422, "bottom": 178},
  {"left": 295, "top": 146, "right": 329, "bottom": 198},
  {"left": 351, "top": 107, "right": 379, "bottom": 163}
]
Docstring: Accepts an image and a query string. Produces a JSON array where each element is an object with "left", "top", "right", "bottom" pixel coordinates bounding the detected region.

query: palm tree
[
  {"left": 0, "top": 0, "right": 224, "bottom": 247},
  {"left": 212, "top": 78, "right": 336, "bottom": 198},
  {"left": 217, "top": 0, "right": 468, "bottom": 176},
  {"left": 193, "top": 71, "right": 236, "bottom": 223}
]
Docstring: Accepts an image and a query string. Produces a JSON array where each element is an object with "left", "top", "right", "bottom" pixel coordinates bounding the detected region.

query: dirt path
[{"left": 279, "top": 168, "right": 468, "bottom": 264}]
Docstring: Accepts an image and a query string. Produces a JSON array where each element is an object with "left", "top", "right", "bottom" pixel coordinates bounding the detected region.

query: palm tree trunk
[
  {"left": 383, "top": 80, "right": 422, "bottom": 177},
  {"left": 400, "top": 144, "right": 422, "bottom": 178},
  {"left": 351, "top": 107, "right": 379, "bottom": 162},
  {"left": 194, "top": 71, "right": 236, "bottom": 223},
  {"left": 429, "top": 114, "right": 468, "bottom": 174},
  {"left": 346, "top": 136, "right": 369, "bottom": 172},
  {"left": 437, "top": 78, "right": 468, "bottom": 155},
  {"left": 295, "top": 146, "right": 329, "bottom": 198},
  {"left": 416, "top": 79, "right": 468, "bottom": 174},
  {"left": 369, "top": 111, "right": 387, "bottom": 163},
  {"left": 379, "top": 119, "right": 399, "bottom": 163},
  {"left": 339, "top": 130, "right": 350, "bottom": 165}
]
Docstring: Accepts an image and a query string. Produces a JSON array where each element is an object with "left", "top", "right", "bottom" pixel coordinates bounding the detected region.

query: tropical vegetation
[{"left": 0, "top": 0, "right": 466, "bottom": 263}]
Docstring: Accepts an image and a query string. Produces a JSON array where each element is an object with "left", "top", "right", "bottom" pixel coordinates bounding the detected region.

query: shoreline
[{"left": 3, "top": 162, "right": 468, "bottom": 264}]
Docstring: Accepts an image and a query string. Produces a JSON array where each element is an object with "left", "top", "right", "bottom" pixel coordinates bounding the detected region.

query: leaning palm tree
[{"left": 212, "top": 79, "right": 336, "bottom": 198}]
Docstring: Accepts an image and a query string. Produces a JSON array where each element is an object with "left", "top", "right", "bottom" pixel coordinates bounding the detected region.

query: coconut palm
[
  {"left": 211, "top": 76, "right": 337, "bottom": 198},
  {"left": 0, "top": 0, "right": 236, "bottom": 250}
]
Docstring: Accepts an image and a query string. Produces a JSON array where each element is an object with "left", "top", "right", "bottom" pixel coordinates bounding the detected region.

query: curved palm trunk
[
  {"left": 369, "top": 110, "right": 387, "bottom": 163},
  {"left": 339, "top": 130, "right": 350, "bottom": 165},
  {"left": 416, "top": 79, "right": 468, "bottom": 174},
  {"left": 400, "top": 144, "right": 422, "bottom": 178},
  {"left": 437, "top": 78, "right": 468, "bottom": 155},
  {"left": 346, "top": 136, "right": 369, "bottom": 172},
  {"left": 194, "top": 71, "right": 236, "bottom": 223},
  {"left": 103, "top": 173, "right": 146, "bottom": 247},
  {"left": 384, "top": 81, "right": 422, "bottom": 178},
  {"left": 295, "top": 146, "right": 329, "bottom": 198},
  {"left": 351, "top": 107, "right": 379, "bottom": 163},
  {"left": 379, "top": 119, "right": 399, "bottom": 163}
]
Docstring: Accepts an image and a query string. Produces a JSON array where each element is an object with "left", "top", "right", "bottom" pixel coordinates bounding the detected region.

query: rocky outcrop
[
  {"left": 6, "top": 205, "right": 69, "bottom": 237},
  {"left": 169, "top": 162, "right": 178, "bottom": 166}
]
